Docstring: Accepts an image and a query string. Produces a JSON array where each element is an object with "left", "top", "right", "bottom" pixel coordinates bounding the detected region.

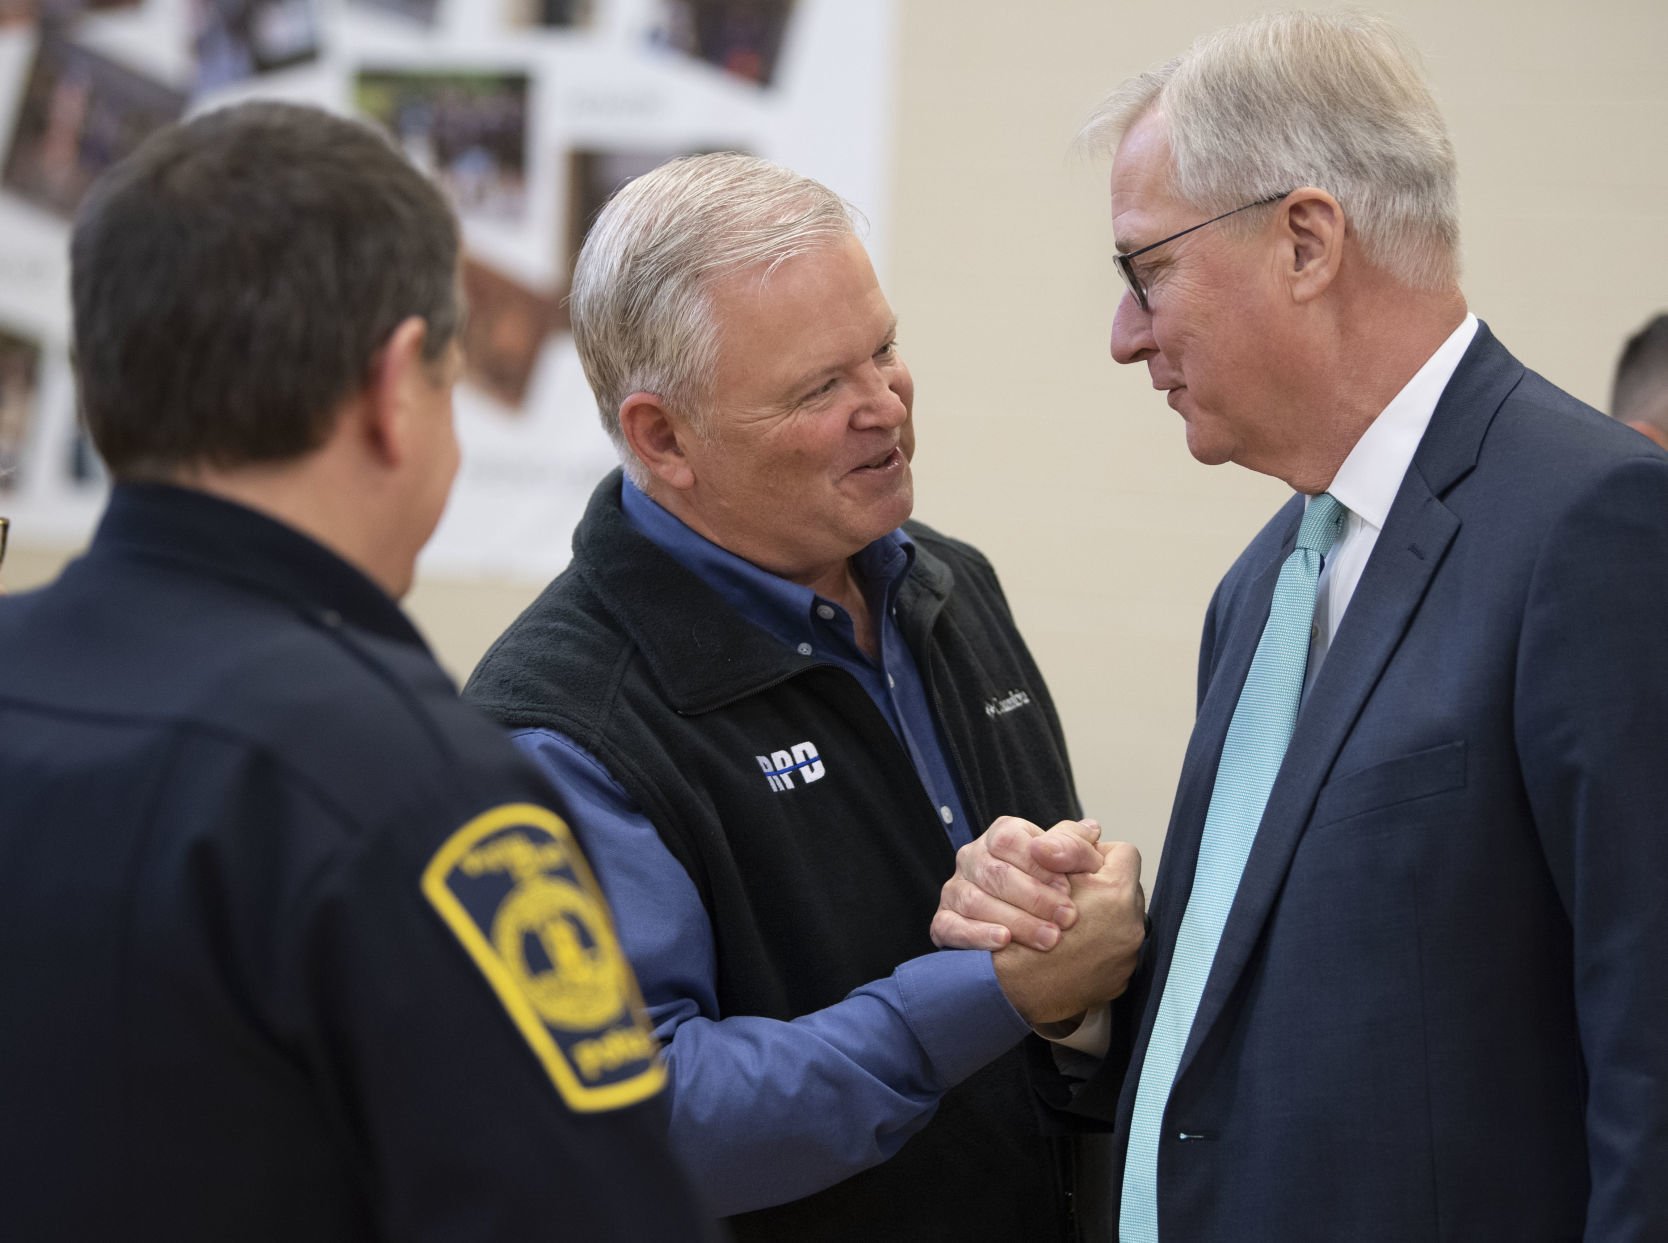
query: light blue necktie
[{"left": 1120, "top": 492, "right": 1347, "bottom": 1243}]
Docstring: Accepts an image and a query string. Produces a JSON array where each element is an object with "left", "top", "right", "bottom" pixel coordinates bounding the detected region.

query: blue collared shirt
[
  {"left": 620, "top": 478, "right": 973, "bottom": 843},
  {"left": 510, "top": 479, "right": 1025, "bottom": 1215}
]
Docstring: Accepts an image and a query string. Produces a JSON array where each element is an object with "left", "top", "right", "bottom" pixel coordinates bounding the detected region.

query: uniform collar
[{"left": 89, "top": 482, "right": 426, "bottom": 649}]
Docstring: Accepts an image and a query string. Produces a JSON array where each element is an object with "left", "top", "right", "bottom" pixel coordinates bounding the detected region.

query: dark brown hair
[{"left": 71, "top": 101, "right": 460, "bottom": 477}]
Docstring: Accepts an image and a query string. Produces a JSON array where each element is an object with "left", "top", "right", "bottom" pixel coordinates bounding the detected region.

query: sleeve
[
  {"left": 513, "top": 727, "right": 1034, "bottom": 1216},
  {"left": 1515, "top": 453, "right": 1668, "bottom": 1240},
  {"left": 292, "top": 776, "right": 724, "bottom": 1243}
]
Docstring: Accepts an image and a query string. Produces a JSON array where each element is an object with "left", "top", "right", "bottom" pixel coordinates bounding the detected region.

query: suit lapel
[
  {"left": 1146, "top": 521, "right": 1291, "bottom": 962},
  {"left": 1171, "top": 323, "right": 1526, "bottom": 1081}
]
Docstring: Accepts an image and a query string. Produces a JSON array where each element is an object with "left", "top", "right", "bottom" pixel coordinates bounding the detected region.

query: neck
[
  {"left": 1278, "top": 284, "right": 1468, "bottom": 494},
  {"left": 170, "top": 456, "right": 410, "bottom": 598},
  {"left": 1624, "top": 416, "right": 1668, "bottom": 451},
  {"left": 640, "top": 480, "right": 883, "bottom": 655}
]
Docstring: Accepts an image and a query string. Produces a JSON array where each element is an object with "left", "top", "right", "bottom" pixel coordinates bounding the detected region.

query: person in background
[
  {"left": 1611, "top": 311, "right": 1668, "bottom": 447},
  {"left": 465, "top": 151, "right": 1147, "bottom": 1243},
  {"left": 935, "top": 13, "right": 1668, "bottom": 1241},
  {"left": 0, "top": 101, "right": 718, "bottom": 1243}
]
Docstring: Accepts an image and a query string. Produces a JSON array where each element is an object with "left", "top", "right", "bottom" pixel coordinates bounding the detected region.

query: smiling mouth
[{"left": 853, "top": 447, "right": 903, "bottom": 473}]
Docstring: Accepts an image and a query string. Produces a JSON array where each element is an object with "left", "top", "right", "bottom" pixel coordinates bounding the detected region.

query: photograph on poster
[
  {"left": 0, "top": 326, "right": 41, "bottom": 495},
  {"left": 564, "top": 144, "right": 741, "bottom": 275},
  {"left": 647, "top": 0, "right": 796, "bottom": 87},
  {"left": 0, "top": 37, "right": 187, "bottom": 219},
  {"left": 193, "top": 0, "right": 323, "bottom": 93},
  {"left": 0, "top": 0, "right": 894, "bottom": 576},
  {"left": 347, "top": 0, "right": 439, "bottom": 24},
  {"left": 460, "top": 256, "right": 561, "bottom": 412},
  {"left": 355, "top": 69, "right": 530, "bottom": 221},
  {"left": 505, "top": 0, "right": 591, "bottom": 28},
  {"left": 1, "top": 0, "right": 144, "bottom": 27}
]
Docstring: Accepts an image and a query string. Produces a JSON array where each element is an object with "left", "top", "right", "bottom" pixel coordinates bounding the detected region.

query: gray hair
[
  {"left": 569, "top": 152, "right": 858, "bottom": 482},
  {"left": 1083, "top": 11, "right": 1460, "bottom": 291}
]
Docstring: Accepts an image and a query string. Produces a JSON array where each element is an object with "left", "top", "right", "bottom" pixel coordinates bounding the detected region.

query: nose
[
  {"left": 1110, "top": 289, "right": 1156, "bottom": 366},
  {"left": 853, "top": 359, "right": 911, "bottom": 429}
]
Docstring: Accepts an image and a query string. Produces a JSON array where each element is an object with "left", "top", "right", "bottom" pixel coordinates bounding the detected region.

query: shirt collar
[
  {"left": 1325, "top": 312, "right": 1479, "bottom": 530},
  {"left": 619, "top": 475, "right": 914, "bottom": 650},
  {"left": 89, "top": 481, "right": 426, "bottom": 648}
]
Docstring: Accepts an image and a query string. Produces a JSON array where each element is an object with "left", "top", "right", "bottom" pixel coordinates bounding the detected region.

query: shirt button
[
  {"left": 797, "top": 642, "right": 813, "bottom": 656},
  {"left": 320, "top": 609, "right": 342, "bottom": 628},
  {"left": 1310, "top": 624, "right": 1320, "bottom": 642},
  {"left": 939, "top": 805, "right": 954, "bottom": 825},
  {"left": 815, "top": 604, "right": 836, "bottom": 620},
  {"left": 887, "top": 673, "right": 896, "bottom": 689}
]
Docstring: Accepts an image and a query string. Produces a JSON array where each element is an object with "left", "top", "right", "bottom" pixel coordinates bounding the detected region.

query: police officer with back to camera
[{"left": 0, "top": 102, "right": 719, "bottom": 1242}]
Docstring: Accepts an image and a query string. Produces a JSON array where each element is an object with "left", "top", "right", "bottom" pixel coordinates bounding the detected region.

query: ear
[
  {"left": 1278, "top": 189, "right": 1345, "bottom": 304},
  {"left": 361, "top": 316, "right": 432, "bottom": 467},
  {"left": 619, "top": 391, "right": 698, "bottom": 491}
]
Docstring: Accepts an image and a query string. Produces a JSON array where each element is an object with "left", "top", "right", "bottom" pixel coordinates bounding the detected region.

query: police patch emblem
[{"left": 423, "top": 803, "right": 664, "bottom": 1112}]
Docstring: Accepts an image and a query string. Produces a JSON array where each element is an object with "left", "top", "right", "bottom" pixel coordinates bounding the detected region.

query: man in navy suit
[{"left": 933, "top": 12, "right": 1668, "bottom": 1241}]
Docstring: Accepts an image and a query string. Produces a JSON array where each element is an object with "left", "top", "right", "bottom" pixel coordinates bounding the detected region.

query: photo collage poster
[{"left": 0, "top": 0, "right": 896, "bottom": 578}]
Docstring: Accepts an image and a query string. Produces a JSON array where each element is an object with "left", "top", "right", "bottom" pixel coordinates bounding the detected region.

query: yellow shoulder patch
[{"left": 422, "top": 803, "right": 665, "bottom": 1113}]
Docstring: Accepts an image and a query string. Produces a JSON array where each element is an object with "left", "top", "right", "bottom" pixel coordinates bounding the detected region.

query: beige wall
[{"left": 8, "top": 2, "right": 1667, "bottom": 878}]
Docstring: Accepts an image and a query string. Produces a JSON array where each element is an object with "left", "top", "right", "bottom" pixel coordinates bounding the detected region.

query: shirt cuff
[
  {"left": 893, "top": 949, "right": 1031, "bottom": 1088},
  {"left": 1038, "top": 1003, "right": 1112, "bottom": 1056}
]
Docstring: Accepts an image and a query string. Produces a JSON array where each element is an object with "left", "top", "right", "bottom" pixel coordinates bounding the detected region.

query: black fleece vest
[{"left": 467, "top": 473, "right": 1093, "bottom": 1242}]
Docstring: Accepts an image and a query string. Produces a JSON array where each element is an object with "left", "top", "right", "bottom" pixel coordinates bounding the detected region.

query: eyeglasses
[{"left": 1114, "top": 193, "right": 1289, "bottom": 312}]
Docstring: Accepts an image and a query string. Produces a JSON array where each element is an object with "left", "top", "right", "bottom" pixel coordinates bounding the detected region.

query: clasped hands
[{"left": 933, "top": 816, "right": 1147, "bottom": 1028}]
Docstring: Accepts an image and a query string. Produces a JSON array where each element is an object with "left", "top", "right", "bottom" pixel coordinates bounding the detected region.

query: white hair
[
  {"left": 569, "top": 152, "right": 859, "bottom": 484},
  {"left": 1083, "top": 10, "right": 1460, "bottom": 291}
]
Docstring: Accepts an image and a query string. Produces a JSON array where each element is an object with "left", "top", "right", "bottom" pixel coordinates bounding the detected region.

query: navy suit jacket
[{"left": 1081, "top": 325, "right": 1668, "bottom": 1241}]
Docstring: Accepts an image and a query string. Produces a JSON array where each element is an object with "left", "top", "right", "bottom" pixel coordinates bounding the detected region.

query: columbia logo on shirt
[
  {"left": 983, "top": 688, "right": 1032, "bottom": 719},
  {"left": 756, "top": 741, "right": 825, "bottom": 792}
]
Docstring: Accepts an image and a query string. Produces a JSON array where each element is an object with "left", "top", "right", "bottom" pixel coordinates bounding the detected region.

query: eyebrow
[{"left": 1114, "top": 236, "right": 1163, "bottom": 259}]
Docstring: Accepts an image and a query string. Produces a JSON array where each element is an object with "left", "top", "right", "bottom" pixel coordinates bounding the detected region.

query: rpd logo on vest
[{"left": 756, "top": 741, "right": 825, "bottom": 792}]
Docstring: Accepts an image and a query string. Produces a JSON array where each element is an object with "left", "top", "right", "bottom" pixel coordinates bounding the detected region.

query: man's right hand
[
  {"left": 932, "top": 816, "right": 1108, "bottom": 952},
  {"left": 932, "top": 816, "right": 1146, "bottom": 1027},
  {"left": 996, "top": 838, "right": 1145, "bottom": 1025}
]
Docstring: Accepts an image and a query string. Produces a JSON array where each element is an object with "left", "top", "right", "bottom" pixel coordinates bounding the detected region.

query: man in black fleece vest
[{"left": 466, "top": 152, "right": 1146, "bottom": 1242}]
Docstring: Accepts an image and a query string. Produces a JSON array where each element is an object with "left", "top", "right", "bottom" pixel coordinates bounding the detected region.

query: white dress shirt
[{"left": 1306, "top": 312, "right": 1478, "bottom": 683}]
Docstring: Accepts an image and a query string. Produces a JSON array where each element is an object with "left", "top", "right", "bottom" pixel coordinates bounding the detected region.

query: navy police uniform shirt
[{"left": 0, "top": 483, "right": 719, "bottom": 1242}]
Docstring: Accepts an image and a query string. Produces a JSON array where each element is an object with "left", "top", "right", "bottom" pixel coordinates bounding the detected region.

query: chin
[
  {"left": 854, "top": 491, "right": 914, "bottom": 549},
  {"left": 885, "top": 476, "right": 915, "bottom": 527},
  {"left": 1183, "top": 423, "right": 1236, "bottom": 468},
  {"left": 1188, "top": 446, "right": 1236, "bottom": 468}
]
